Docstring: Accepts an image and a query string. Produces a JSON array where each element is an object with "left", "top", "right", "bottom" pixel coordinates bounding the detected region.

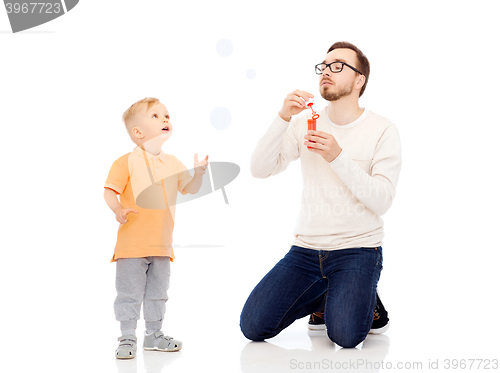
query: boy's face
[{"left": 132, "top": 102, "right": 173, "bottom": 143}]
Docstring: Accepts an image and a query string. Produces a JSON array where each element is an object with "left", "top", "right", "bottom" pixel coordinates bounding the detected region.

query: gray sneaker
[
  {"left": 115, "top": 335, "right": 137, "bottom": 359},
  {"left": 143, "top": 331, "right": 182, "bottom": 352}
]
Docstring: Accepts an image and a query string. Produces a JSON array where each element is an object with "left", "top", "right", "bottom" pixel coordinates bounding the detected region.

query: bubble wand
[{"left": 305, "top": 99, "right": 319, "bottom": 149}]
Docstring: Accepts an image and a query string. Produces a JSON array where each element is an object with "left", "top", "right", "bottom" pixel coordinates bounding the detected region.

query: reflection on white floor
[
  {"left": 115, "top": 349, "right": 182, "bottom": 373},
  {"left": 5, "top": 243, "right": 499, "bottom": 373},
  {"left": 5, "top": 285, "right": 499, "bottom": 373},
  {"left": 240, "top": 331, "right": 390, "bottom": 373},
  {"left": 108, "top": 319, "right": 390, "bottom": 373}
]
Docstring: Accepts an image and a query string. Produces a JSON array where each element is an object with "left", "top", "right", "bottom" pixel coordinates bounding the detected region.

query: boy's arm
[
  {"left": 104, "top": 188, "right": 138, "bottom": 224},
  {"left": 184, "top": 174, "right": 202, "bottom": 194},
  {"left": 184, "top": 154, "right": 209, "bottom": 194}
]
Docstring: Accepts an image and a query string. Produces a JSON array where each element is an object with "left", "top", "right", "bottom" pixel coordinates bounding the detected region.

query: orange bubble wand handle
[{"left": 306, "top": 101, "right": 319, "bottom": 148}]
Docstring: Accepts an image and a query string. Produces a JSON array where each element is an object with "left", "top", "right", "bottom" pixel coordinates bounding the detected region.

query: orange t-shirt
[{"left": 105, "top": 147, "right": 193, "bottom": 262}]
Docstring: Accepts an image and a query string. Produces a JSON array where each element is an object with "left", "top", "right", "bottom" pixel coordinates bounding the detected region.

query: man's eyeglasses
[{"left": 315, "top": 61, "right": 362, "bottom": 75}]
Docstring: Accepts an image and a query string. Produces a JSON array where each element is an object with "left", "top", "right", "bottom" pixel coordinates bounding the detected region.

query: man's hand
[
  {"left": 304, "top": 130, "right": 342, "bottom": 163},
  {"left": 194, "top": 153, "right": 209, "bottom": 176},
  {"left": 115, "top": 208, "right": 138, "bottom": 224},
  {"left": 278, "top": 90, "right": 315, "bottom": 122}
]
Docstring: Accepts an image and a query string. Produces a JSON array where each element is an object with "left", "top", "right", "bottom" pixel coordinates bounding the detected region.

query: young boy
[{"left": 104, "top": 97, "right": 208, "bottom": 359}]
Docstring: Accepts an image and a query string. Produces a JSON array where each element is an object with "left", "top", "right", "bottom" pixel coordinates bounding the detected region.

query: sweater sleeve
[
  {"left": 329, "top": 124, "right": 402, "bottom": 216},
  {"left": 250, "top": 115, "right": 300, "bottom": 178}
]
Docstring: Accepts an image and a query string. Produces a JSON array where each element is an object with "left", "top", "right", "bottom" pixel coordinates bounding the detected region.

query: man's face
[
  {"left": 319, "top": 48, "right": 360, "bottom": 101},
  {"left": 133, "top": 102, "right": 172, "bottom": 143}
]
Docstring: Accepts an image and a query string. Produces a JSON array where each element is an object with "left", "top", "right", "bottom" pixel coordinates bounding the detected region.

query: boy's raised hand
[
  {"left": 194, "top": 153, "right": 209, "bottom": 176},
  {"left": 116, "top": 208, "right": 138, "bottom": 224}
]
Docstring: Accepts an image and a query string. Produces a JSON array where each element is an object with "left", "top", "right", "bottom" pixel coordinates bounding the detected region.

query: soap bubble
[
  {"left": 246, "top": 69, "right": 256, "bottom": 79},
  {"left": 216, "top": 39, "right": 233, "bottom": 57},
  {"left": 210, "top": 107, "right": 231, "bottom": 130}
]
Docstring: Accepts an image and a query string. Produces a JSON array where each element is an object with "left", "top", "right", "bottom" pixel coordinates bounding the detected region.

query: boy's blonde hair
[
  {"left": 122, "top": 97, "right": 160, "bottom": 141},
  {"left": 123, "top": 97, "right": 159, "bottom": 125}
]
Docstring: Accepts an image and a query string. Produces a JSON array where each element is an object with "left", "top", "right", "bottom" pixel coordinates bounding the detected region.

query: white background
[{"left": 1, "top": 1, "right": 499, "bottom": 372}]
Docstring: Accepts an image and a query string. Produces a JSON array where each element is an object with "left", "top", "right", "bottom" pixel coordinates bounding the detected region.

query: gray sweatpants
[{"left": 114, "top": 256, "right": 171, "bottom": 332}]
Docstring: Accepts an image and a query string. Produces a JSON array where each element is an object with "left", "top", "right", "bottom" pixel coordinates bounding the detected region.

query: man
[{"left": 240, "top": 42, "right": 401, "bottom": 348}]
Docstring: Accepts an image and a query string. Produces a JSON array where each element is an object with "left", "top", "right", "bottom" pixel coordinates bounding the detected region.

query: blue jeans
[{"left": 240, "top": 246, "right": 382, "bottom": 348}]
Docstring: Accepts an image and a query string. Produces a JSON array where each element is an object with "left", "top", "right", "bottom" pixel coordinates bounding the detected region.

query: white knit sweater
[{"left": 250, "top": 107, "right": 402, "bottom": 250}]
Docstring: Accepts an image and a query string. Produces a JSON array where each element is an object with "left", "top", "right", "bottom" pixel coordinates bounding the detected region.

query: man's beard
[{"left": 320, "top": 81, "right": 354, "bottom": 101}]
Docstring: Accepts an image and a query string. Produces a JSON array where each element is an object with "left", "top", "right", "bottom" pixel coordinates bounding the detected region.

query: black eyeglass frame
[{"left": 315, "top": 61, "right": 363, "bottom": 75}]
